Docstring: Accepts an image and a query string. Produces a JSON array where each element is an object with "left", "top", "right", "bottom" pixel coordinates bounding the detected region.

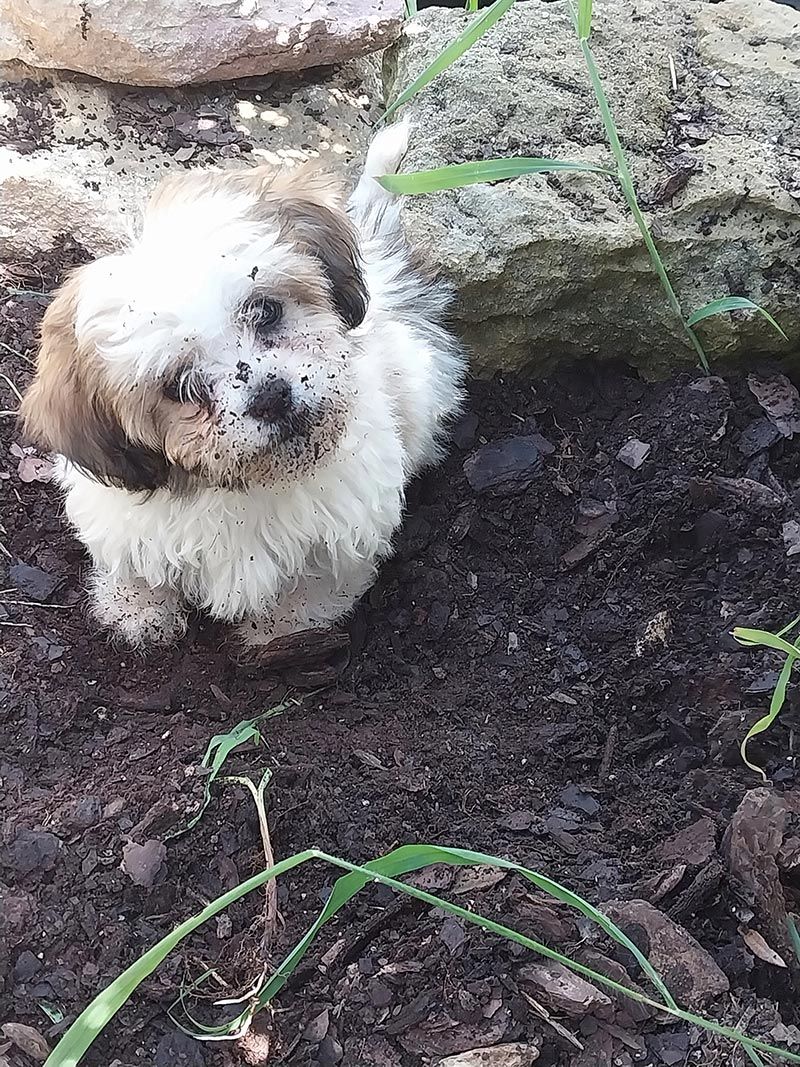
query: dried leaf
[
  {"left": 452, "top": 865, "right": 507, "bottom": 895},
  {"left": 407, "top": 863, "right": 455, "bottom": 892},
  {"left": 640, "top": 863, "right": 688, "bottom": 903},
  {"left": 438, "top": 1044, "right": 539, "bottom": 1066},
  {"left": 783, "top": 521, "right": 800, "bottom": 557},
  {"left": 353, "top": 749, "right": 389, "bottom": 771},
  {"left": 2, "top": 1023, "right": 50, "bottom": 1062},
  {"left": 519, "top": 961, "right": 613, "bottom": 1019},
  {"left": 439, "top": 916, "right": 467, "bottom": 954},
  {"left": 497, "top": 810, "right": 538, "bottom": 832},
  {"left": 748, "top": 373, "right": 800, "bottom": 437},
  {"left": 740, "top": 926, "right": 788, "bottom": 968},
  {"left": 302, "top": 1008, "right": 330, "bottom": 1044}
]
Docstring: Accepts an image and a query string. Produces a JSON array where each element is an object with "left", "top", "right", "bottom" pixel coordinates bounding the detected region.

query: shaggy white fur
[{"left": 54, "top": 122, "right": 467, "bottom": 648}]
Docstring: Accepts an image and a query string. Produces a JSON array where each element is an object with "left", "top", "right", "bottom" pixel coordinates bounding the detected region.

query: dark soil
[{"left": 4, "top": 247, "right": 800, "bottom": 1067}]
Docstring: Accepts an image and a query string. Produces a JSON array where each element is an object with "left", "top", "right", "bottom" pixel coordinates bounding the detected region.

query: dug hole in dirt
[{"left": 3, "top": 244, "right": 800, "bottom": 1067}]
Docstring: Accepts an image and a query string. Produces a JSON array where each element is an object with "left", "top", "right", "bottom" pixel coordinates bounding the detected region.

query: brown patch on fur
[
  {"left": 260, "top": 166, "right": 368, "bottom": 330},
  {"left": 274, "top": 197, "right": 368, "bottom": 331},
  {"left": 20, "top": 271, "right": 170, "bottom": 492},
  {"left": 160, "top": 403, "right": 216, "bottom": 473}
]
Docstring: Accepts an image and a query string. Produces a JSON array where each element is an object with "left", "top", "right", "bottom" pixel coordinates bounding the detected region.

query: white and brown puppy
[{"left": 20, "top": 123, "right": 466, "bottom": 650}]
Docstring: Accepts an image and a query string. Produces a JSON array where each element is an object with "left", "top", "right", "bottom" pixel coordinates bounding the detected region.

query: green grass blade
[
  {"left": 577, "top": 0, "right": 592, "bottom": 39},
  {"left": 44, "top": 851, "right": 316, "bottom": 1067},
  {"left": 787, "top": 915, "right": 800, "bottom": 965},
  {"left": 733, "top": 623, "right": 800, "bottom": 780},
  {"left": 466, "top": 0, "right": 479, "bottom": 9},
  {"left": 46, "top": 844, "right": 800, "bottom": 1066},
  {"left": 179, "top": 719, "right": 261, "bottom": 834},
  {"left": 404, "top": 0, "right": 417, "bottom": 14},
  {"left": 740, "top": 652, "right": 796, "bottom": 781},
  {"left": 170, "top": 700, "right": 294, "bottom": 838},
  {"left": 686, "top": 297, "right": 788, "bottom": 340},
  {"left": 378, "top": 158, "right": 615, "bottom": 195},
  {"left": 382, "top": 0, "right": 516, "bottom": 122},
  {"left": 249, "top": 843, "right": 676, "bottom": 1014},
  {"left": 578, "top": 37, "right": 711, "bottom": 372},
  {"left": 733, "top": 627, "right": 800, "bottom": 658},
  {"left": 232, "top": 845, "right": 800, "bottom": 1061}
]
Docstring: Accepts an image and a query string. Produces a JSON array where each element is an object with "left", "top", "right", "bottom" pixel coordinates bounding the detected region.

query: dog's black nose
[{"left": 247, "top": 378, "right": 293, "bottom": 421}]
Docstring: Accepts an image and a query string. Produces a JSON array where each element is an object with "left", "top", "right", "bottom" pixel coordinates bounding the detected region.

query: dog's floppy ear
[
  {"left": 260, "top": 167, "right": 368, "bottom": 331},
  {"left": 19, "top": 273, "right": 169, "bottom": 492},
  {"left": 278, "top": 198, "right": 368, "bottom": 330}
]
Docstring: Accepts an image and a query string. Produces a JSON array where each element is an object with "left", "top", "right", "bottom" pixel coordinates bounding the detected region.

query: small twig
[
  {"left": 0, "top": 373, "right": 23, "bottom": 403},
  {"left": 668, "top": 54, "right": 677, "bottom": 93},
  {"left": 221, "top": 771, "right": 282, "bottom": 946},
  {"left": 520, "top": 989, "right": 584, "bottom": 1051},
  {"left": 598, "top": 719, "right": 618, "bottom": 783},
  {"left": 0, "top": 600, "right": 73, "bottom": 610},
  {"left": 0, "top": 339, "right": 34, "bottom": 365}
]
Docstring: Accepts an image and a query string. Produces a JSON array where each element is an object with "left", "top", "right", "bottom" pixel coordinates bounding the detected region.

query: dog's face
[{"left": 20, "top": 166, "right": 368, "bottom": 491}]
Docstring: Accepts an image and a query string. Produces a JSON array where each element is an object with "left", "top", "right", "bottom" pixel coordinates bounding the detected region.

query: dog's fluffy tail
[{"left": 348, "top": 119, "right": 410, "bottom": 236}]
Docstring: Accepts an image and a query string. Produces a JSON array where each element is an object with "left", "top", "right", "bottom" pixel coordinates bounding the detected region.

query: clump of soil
[{"left": 3, "top": 246, "right": 800, "bottom": 1066}]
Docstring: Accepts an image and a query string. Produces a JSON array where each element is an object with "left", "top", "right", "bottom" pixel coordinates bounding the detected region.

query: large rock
[
  {"left": 0, "top": 60, "right": 379, "bottom": 259},
  {"left": 385, "top": 0, "right": 800, "bottom": 374},
  {"left": 0, "top": 0, "right": 403, "bottom": 86}
]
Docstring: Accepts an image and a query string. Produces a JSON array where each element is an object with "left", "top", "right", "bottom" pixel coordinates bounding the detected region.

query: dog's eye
[{"left": 248, "top": 298, "right": 283, "bottom": 333}]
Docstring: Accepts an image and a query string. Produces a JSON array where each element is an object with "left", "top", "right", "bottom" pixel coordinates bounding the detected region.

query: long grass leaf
[
  {"left": 733, "top": 627, "right": 800, "bottom": 780},
  {"left": 578, "top": 37, "right": 711, "bottom": 371},
  {"left": 686, "top": 297, "right": 788, "bottom": 340},
  {"left": 44, "top": 851, "right": 316, "bottom": 1067},
  {"left": 577, "top": 0, "right": 592, "bottom": 39},
  {"left": 378, "top": 157, "right": 614, "bottom": 194},
  {"left": 382, "top": 0, "right": 516, "bottom": 122},
  {"left": 45, "top": 846, "right": 800, "bottom": 1066},
  {"left": 249, "top": 843, "right": 676, "bottom": 1014},
  {"left": 733, "top": 627, "right": 800, "bottom": 658},
  {"left": 741, "top": 652, "right": 796, "bottom": 781},
  {"left": 746, "top": 1049, "right": 768, "bottom": 1067}
]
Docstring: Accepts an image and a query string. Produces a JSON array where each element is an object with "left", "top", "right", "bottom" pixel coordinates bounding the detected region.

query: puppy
[{"left": 20, "top": 123, "right": 467, "bottom": 651}]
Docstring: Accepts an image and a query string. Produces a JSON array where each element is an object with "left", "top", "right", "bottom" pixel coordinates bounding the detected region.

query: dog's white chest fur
[{"left": 59, "top": 387, "right": 406, "bottom": 624}]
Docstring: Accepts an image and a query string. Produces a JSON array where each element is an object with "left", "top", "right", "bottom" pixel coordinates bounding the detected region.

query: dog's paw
[{"left": 90, "top": 574, "right": 186, "bottom": 649}]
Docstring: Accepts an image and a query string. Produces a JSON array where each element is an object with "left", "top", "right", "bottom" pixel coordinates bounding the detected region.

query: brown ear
[
  {"left": 19, "top": 273, "right": 169, "bottom": 492},
  {"left": 259, "top": 167, "right": 368, "bottom": 330},
  {"left": 279, "top": 197, "right": 369, "bottom": 330}
]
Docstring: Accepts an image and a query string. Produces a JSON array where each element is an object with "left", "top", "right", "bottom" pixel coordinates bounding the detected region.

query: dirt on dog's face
[{"left": 20, "top": 165, "right": 368, "bottom": 492}]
